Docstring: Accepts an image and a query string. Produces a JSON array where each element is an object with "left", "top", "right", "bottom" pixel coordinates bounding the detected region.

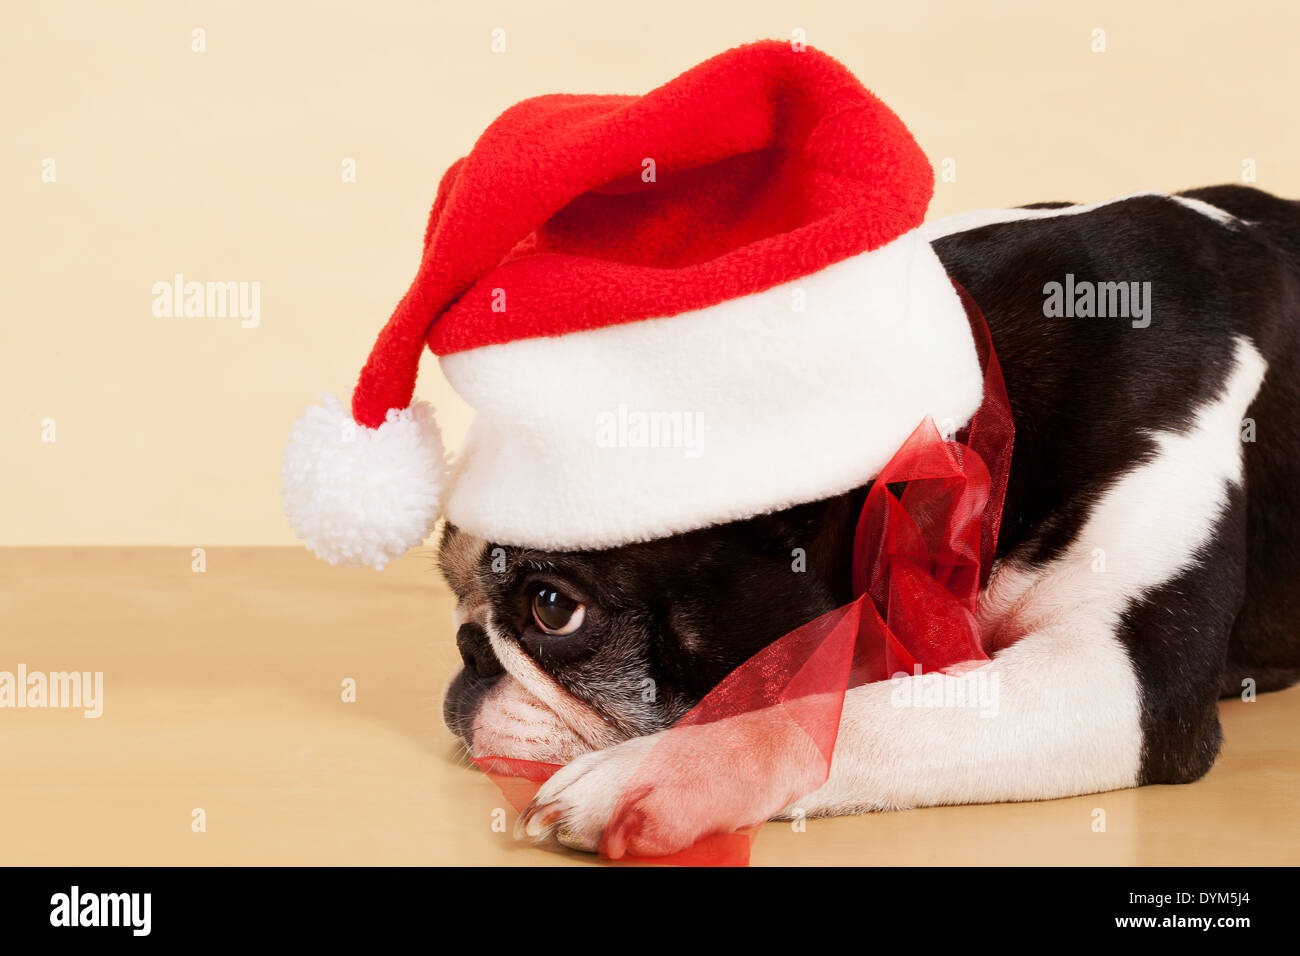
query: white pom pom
[{"left": 282, "top": 393, "right": 446, "bottom": 570}]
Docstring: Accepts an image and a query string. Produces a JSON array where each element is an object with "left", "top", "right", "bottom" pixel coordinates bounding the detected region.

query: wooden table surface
[{"left": 2, "top": 547, "right": 1297, "bottom": 866}]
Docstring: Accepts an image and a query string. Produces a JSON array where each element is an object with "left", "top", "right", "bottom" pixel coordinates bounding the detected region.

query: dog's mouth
[
  {"left": 452, "top": 671, "right": 599, "bottom": 765},
  {"left": 443, "top": 617, "right": 625, "bottom": 765},
  {"left": 435, "top": 488, "right": 871, "bottom": 767}
]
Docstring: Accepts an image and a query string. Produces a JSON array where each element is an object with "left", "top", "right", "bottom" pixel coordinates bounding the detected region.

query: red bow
[{"left": 477, "top": 284, "right": 1013, "bottom": 866}]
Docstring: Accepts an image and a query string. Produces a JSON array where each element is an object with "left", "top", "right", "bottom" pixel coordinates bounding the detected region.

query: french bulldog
[{"left": 441, "top": 184, "right": 1300, "bottom": 856}]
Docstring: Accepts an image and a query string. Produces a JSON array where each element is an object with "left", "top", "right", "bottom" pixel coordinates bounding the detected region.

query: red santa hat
[{"left": 282, "top": 40, "right": 984, "bottom": 569}]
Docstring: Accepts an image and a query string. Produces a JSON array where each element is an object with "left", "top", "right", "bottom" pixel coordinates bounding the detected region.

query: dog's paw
[
  {"left": 515, "top": 712, "right": 821, "bottom": 858},
  {"left": 514, "top": 732, "right": 659, "bottom": 853}
]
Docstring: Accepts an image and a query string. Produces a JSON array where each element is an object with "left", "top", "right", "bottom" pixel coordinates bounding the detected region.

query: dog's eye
[{"left": 531, "top": 587, "right": 586, "bottom": 636}]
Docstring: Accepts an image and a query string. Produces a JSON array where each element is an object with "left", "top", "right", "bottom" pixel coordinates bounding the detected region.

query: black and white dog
[{"left": 440, "top": 184, "right": 1300, "bottom": 854}]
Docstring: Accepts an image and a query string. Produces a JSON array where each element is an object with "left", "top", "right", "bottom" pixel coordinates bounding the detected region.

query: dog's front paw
[
  {"left": 515, "top": 713, "right": 821, "bottom": 858},
  {"left": 514, "top": 733, "right": 660, "bottom": 854}
]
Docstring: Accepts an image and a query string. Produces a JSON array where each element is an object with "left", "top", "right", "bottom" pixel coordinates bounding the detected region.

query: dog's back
[
  {"left": 931, "top": 184, "right": 1300, "bottom": 708},
  {"left": 1187, "top": 187, "right": 1300, "bottom": 694}
]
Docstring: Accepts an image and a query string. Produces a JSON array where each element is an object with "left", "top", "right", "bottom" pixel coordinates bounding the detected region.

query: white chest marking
[{"left": 800, "top": 337, "right": 1267, "bottom": 813}]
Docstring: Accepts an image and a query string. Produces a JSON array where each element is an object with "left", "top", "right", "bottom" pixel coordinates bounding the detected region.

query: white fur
[
  {"left": 474, "top": 626, "right": 622, "bottom": 760},
  {"left": 1170, "top": 195, "right": 1241, "bottom": 225},
  {"left": 469, "top": 678, "right": 602, "bottom": 766},
  {"left": 919, "top": 190, "right": 1239, "bottom": 242},
  {"left": 793, "top": 336, "right": 1267, "bottom": 814},
  {"left": 281, "top": 392, "right": 445, "bottom": 570},
  {"left": 439, "top": 228, "right": 985, "bottom": 551},
  {"left": 519, "top": 338, "right": 1268, "bottom": 851}
]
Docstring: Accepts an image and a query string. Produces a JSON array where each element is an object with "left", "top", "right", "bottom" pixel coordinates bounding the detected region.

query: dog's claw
[
  {"left": 515, "top": 801, "right": 562, "bottom": 842},
  {"left": 513, "top": 803, "right": 536, "bottom": 841}
]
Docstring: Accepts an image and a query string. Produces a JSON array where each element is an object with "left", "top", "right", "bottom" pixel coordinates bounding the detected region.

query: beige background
[
  {"left": 4, "top": 1, "right": 1299, "bottom": 869},
  {"left": 5, "top": 548, "right": 1296, "bottom": 866},
  {"left": 4, "top": 0, "right": 1298, "bottom": 545}
]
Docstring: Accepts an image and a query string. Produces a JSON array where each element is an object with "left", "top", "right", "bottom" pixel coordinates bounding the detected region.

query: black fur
[
  {"left": 442, "top": 185, "right": 1300, "bottom": 788},
  {"left": 935, "top": 186, "right": 1300, "bottom": 781},
  {"left": 440, "top": 489, "right": 865, "bottom": 739}
]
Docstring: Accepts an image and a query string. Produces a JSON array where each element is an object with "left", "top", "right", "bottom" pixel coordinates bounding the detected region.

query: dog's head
[{"left": 440, "top": 489, "right": 865, "bottom": 762}]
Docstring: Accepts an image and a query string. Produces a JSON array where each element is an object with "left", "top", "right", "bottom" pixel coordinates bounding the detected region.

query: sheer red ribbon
[{"left": 475, "top": 285, "right": 1013, "bottom": 866}]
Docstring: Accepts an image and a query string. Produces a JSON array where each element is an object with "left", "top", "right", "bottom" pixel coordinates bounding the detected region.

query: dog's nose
[{"left": 456, "top": 622, "right": 504, "bottom": 679}]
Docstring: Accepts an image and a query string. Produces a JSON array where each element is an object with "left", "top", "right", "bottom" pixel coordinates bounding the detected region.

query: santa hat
[{"left": 282, "top": 40, "right": 984, "bottom": 569}]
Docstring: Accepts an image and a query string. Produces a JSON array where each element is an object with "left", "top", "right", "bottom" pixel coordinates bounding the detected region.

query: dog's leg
[
  {"left": 519, "top": 609, "right": 1148, "bottom": 854},
  {"left": 796, "top": 502, "right": 1249, "bottom": 818},
  {"left": 794, "top": 619, "right": 1144, "bottom": 815},
  {"left": 521, "top": 337, "right": 1264, "bottom": 855},
  {"left": 518, "top": 517, "right": 1245, "bottom": 854},
  {"left": 799, "top": 338, "right": 1263, "bottom": 816}
]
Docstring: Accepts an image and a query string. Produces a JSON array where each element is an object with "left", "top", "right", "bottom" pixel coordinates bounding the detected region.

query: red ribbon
[{"left": 476, "top": 284, "right": 1013, "bottom": 866}]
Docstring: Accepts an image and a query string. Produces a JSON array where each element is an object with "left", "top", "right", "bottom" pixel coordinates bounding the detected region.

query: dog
[{"left": 440, "top": 184, "right": 1300, "bottom": 856}]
